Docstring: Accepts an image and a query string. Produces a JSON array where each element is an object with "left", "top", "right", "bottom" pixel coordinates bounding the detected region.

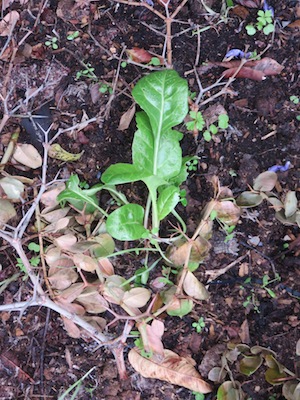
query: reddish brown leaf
[
  {"left": 126, "top": 47, "right": 164, "bottom": 65},
  {"left": 128, "top": 348, "right": 212, "bottom": 394},
  {"left": 222, "top": 67, "right": 265, "bottom": 81},
  {"left": 0, "top": 352, "right": 35, "bottom": 383}
]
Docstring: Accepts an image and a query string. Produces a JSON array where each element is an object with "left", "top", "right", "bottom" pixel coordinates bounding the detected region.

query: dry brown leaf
[
  {"left": 213, "top": 200, "right": 241, "bottom": 226},
  {"left": 122, "top": 287, "right": 151, "bottom": 308},
  {"left": 76, "top": 287, "right": 108, "bottom": 313},
  {"left": 97, "top": 258, "right": 114, "bottom": 276},
  {"left": 126, "top": 48, "right": 163, "bottom": 64},
  {"left": 12, "top": 144, "right": 42, "bottom": 169},
  {"left": 118, "top": 104, "right": 136, "bottom": 131},
  {"left": 48, "top": 268, "right": 78, "bottom": 290},
  {"left": 0, "top": 199, "right": 16, "bottom": 226},
  {"left": 128, "top": 348, "right": 212, "bottom": 394},
  {"left": 41, "top": 207, "right": 70, "bottom": 223},
  {"left": 183, "top": 271, "right": 209, "bottom": 300},
  {"left": 61, "top": 316, "right": 81, "bottom": 338},
  {"left": 0, "top": 11, "right": 19, "bottom": 36},
  {"left": 54, "top": 233, "right": 77, "bottom": 250},
  {"left": 137, "top": 320, "right": 165, "bottom": 358},
  {"left": 40, "top": 183, "right": 66, "bottom": 207},
  {"left": 73, "top": 253, "right": 98, "bottom": 272}
]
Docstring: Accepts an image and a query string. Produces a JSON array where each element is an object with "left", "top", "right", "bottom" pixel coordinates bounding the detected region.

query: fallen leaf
[
  {"left": 0, "top": 177, "right": 24, "bottom": 200},
  {"left": 122, "top": 287, "right": 151, "bottom": 308},
  {"left": 118, "top": 104, "right": 136, "bottom": 131},
  {"left": 0, "top": 11, "right": 19, "bottom": 36},
  {"left": 48, "top": 268, "right": 78, "bottom": 290},
  {"left": 0, "top": 199, "right": 16, "bottom": 226},
  {"left": 183, "top": 271, "right": 209, "bottom": 300},
  {"left": 0, "top": 351, "right": 35, "bottom": 383},
  {"left": 62, "top": 316, "right": 81, "bottom": 338},
  {"left": 48, "top": 143, "right": 84, "bottom": 162},
  {"left": 126, "top": 47, "right": 163, "bottom": 65},
  {"left": 12, "top": 144, "right": 42, "bottom": 169},
  {"left": 128, "top": 348, "right": 212, "bottom": 393},
  {"left": 138, "top": 320, "right": 165, "bottom": 358},
  {"left": 73, "top": 253, "right": 98, "bottom": 272}
]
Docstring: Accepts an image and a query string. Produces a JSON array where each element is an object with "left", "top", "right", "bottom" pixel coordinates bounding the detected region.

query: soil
[{"left": 0, "top": 0, "right": 299, "bottom": 399}]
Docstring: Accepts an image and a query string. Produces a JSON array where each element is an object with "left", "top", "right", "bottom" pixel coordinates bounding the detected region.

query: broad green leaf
[
  {"left": 106, "top": 204, "right": 149, "bottom": 241},
  {"left": 57, "top": 175, "right": 100, "bottom": 214},
  {"left": 132, "top": 112, "right": 154, "bottom": 175},
  {"left": 101, "top": 163, "right": 149, "bottom": 185},
  {"left": 157, "top": 186, "right": 179, "bottom": 220},
  {"left": 132, "top": 70, "right": 188, "bottom": 135}
]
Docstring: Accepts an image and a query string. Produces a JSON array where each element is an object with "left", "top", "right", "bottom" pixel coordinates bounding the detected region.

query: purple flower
[
  {"left": 225, "top": 49, "right": 252, "bottom": 60},
  {"left": 263, "top": 0, "right": 274, "bottom": 17},
  {"left": 143, "top": 0, "right": 154, "bottom": 6},
  {"left": 268, "top": 161, "right": 291, "bottom": 173}
]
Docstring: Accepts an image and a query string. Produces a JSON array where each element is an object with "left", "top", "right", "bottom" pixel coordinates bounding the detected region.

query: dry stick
[{"left": 113, "top": 0, "right": 188, "bottom": 68}]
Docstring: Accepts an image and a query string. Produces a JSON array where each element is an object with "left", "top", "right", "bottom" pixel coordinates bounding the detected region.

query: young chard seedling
[{"left": 100, "top": 70, "right": 192, "bottom": 241}]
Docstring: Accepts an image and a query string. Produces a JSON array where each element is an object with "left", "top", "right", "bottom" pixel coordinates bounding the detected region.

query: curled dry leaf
[
  {"left": 43, "top": 216, "right": 72, "bottom": 233},
  {"left": 0, "top": 11, "right": 20, "bottom": 36},
  {"left": 0, "top": 177, "right": 24, "bottom": 200},
  {"left": 55, "top": 299, "right": 85, "bottom": 315},
  {"left": 48, "top": 143, "right": 84, "bottom": 162},
  {"left": 48, "top": 268, "right": 78, "bottom": 290},
  {"left": 56, "top": 282, "right": 85, "bottom": 303},
  {"left": 73, "top": 253, "right": 98, "bottom": 272},
  {"left": 40, "top": 183, "right": 66, "bottom": 207},
  {"left": 0, "top": 199, "right": 16, "bottom": 226},
  {"left": 97, "top": 258, "right": 114, "bottom": 277},
  {"left": 54, "top": 233, "right": 77, "bottom": 250},
  {"left": 122, "top": 287, "right": 151, "bottom": 308},
  {"left": 12, "top": 144, "right": 42, "bottom": 169},
  {"left": 126, "top": 47, "right": 164, "bottom": 65},
  {"left": 61, "top": 316, "right": 81, "bottom": 338},
  {"left": 216, "top": 58, "right": 284, "bottom": 81},
  {"left": 102, "top": 275, "right": 127, "bottom": 305},
  {"left": 167, "top": 236, "right": 211, "bottom": 267},
  {"left": 137, "top": 319, "right": 165, "bottom": 359},
  {"left": 118, "top": 104, "right": 136, "bottom": 131},
  {"left": 182, "top": 271, "right": 209, "bottom": 301},
  {"left": 76, "top": 287, "right": 108, "bottom": 314},
  {"left": 213, "top": 200, "right": 241, "bottom": 226},
  {"left": 41, "top": 207, "right": 70, "bottom": 223},
  {"left": 128, "top": 348, "right": 212, "bottom": 394}
]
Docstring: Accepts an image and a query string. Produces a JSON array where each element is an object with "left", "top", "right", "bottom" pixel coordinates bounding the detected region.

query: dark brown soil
[{"left": 0, "top": 0, "right": 299, "bottom": 399}]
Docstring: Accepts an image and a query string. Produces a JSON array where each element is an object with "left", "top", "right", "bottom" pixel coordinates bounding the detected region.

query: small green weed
[
  {"left": 192, "top": 317, "right": 205, "bottom": 333},
  {"left": 246, "top": 10, "right": 275, "bottom": 36},
  {"left": 99, "top": 83, "right": 113, "bottom": 95},
  {"left": 290, "top": 95, "right": 299, "bottom": 105},
  {"left": 45, "top": 36, "right": 59, "bottom": 50},
  {"left": 16, "top": 242, "right": 41, "bottom": 279},
  {"left": 67, "top": 31, "right": 80, "bottom": 41},
  {"left": 76, "top": 63, "right": 97, "bottom": 81},
  {"left": 186, "top": 111, "right": 229, "bottom": 141}
]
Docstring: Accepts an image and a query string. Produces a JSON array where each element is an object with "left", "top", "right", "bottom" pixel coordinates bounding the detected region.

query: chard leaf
[
  {"left": 102, "top": 164, "right": 149, "bottom": 185},
  {"left": 157, "top": 186, "right": 180, "bottom": 221},
  {"left": 132, "top": 70, "right": 188, "bottom": 135},
  {"left": 106, "top": 204, "right": 149, "bottom": 241},
  {"left": 57, "top": 174, "right": 103, "bottom": 214}
]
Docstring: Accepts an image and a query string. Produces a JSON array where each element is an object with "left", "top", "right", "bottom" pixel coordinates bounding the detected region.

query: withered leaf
[
  {"left": 183, "top": 271, "right": 209, "bottom": 300},
  {"left": 128, "top": 348, "right": 212, "bottom": 394}
]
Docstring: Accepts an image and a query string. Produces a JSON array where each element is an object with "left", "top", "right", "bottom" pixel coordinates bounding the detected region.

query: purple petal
[
  {"left": 225, "top": 49, "right": 244, "bottom": 59},
  {"left": 263, "top": 0, "right": 274, "bottom": 17},
  {"left": 268, "top": 161, "right": 291, "bottom": 173}
]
